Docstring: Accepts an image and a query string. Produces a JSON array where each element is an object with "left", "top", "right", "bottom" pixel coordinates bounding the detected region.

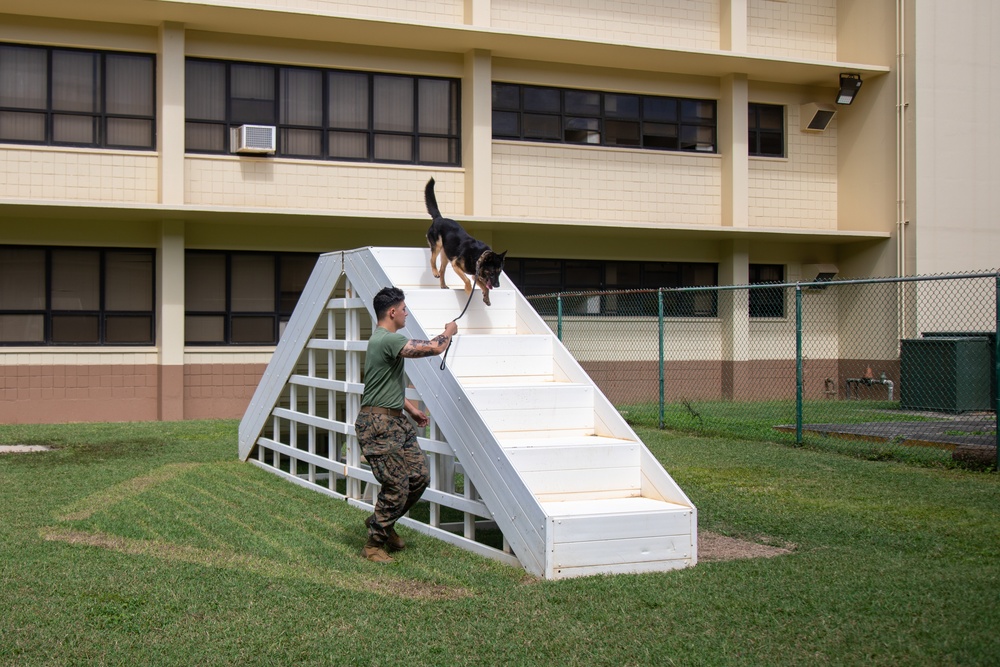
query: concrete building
[{"left": 0, "top": 0, "right": 993, "bottom": 423}]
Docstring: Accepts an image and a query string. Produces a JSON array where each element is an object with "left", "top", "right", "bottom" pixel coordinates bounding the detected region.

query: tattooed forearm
[{"left": 400, "top": 335, "right": 450, "bottom": 358}]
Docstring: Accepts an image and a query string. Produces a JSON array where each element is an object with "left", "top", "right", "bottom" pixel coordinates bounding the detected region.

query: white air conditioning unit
[
  {"left": 800, "top": 103, "right": 837, "bottom": 132},
  {"left": 232, "top": 124, "right": 276, "bottom": 154}
]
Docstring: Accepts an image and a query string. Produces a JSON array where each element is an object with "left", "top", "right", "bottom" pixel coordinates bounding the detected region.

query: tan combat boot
[
  {"left": 365, "top": 515, "right": 406, "bottom": 552},
  {"left": 361, "top": 539, "right": 394, "bottom": 563}
]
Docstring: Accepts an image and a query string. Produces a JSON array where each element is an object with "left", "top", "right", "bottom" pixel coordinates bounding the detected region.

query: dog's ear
[{"left": 498, "top": 250, "right": 507, "bottom": 261}]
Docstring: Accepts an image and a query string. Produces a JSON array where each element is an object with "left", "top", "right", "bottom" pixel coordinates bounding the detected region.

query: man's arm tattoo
[{"left": 400, "top": 334, "right": 449, "bottom": 358}]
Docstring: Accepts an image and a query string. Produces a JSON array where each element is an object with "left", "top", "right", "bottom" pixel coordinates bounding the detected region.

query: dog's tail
[{"left": 424, "top": 177, "right": 442, "bottom": 220}]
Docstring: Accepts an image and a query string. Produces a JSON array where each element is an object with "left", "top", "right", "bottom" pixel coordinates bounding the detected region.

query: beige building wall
[
  {"left": 747, "top": 0, "right": 838, "bottom": 60},
  {"left": 492, "top": 144, "right": 721, "bottom": 226},
  {"left": 184, "top": 158, "right": 462, "bottom": 214},
  {"left": 911, "top": 0, "right": 1000, "bottom": 278},
  {"left": 213, "top": 0, "right": 465, "bottom": 23},
  {"left": 490, "top": 0, "right": 720, "bottom": 50},
  {"left": 0, "top": 148, "right": 159, "bottom": 203},
  {"left": 0, "top": 0, "right": 921, "bottom": 423},
  {"left": 749, "top": 91, "right": 838, "bottom": 230}
]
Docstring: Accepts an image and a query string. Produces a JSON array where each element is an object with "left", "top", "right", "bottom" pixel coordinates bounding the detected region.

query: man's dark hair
[{"left": 373, "top": 286, "right": 405, "bottom": 319}]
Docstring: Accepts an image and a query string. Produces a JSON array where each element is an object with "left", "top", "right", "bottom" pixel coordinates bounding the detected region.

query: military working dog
[{"left": 424, "top": 178, "right": 507, "bottom": 306}]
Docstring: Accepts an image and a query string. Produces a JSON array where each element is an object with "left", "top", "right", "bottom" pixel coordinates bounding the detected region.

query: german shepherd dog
[{"left": 424, "top": 178, "right": 506, "bottom": 306}]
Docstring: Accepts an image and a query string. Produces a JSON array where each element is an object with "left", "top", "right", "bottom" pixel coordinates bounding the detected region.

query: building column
[
  {"left": 158, "top": 221, "right": 186, "bottom": 420},
  {"left": 464, "top": 0, "right": 490, "bottom": 26},
  {"left": 158, "top": 22, "right": 185, "bottom": 206},
  {"left": 463, "top": 49, "right": 493, "bottom": 218},
  {"left": 720, "top": 0, "right": 748, "bottom": 52},
  {"left": 720, "top": 73, "right": 749, "bottom": 229},
  {"left": 719, "top": 239, "right": 750, "bottom": 400}
]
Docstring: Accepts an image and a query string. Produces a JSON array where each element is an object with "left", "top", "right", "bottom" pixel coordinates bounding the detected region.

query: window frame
[
  {"left": 506, "top": 257, "right": 719, "bottom": 318},
  {"left": 184, "top": 58, "right": 461, "bottom": 166},
  {"left": 0, "top": 42, "right": 156, "bottom": 150},
  {"left": 749, "top": 263, "right": 786, "bottom": 318},
  {"left": 492, "top": 82, "right": 718, "bottom": 154},
  {"left": 184, "top": 250, "right": 318, "bottom": 346},
  {"left": 0, "top": 245, "right": 156, "bottom": 346},
  {"left": 748, "top": 103, "right": 785, "bottom": 158}
]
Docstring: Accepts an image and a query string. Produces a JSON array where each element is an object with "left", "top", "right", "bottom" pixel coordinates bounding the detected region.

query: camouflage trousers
[{"left": 354, "top": 412, "right": 430, "bottom": 546}]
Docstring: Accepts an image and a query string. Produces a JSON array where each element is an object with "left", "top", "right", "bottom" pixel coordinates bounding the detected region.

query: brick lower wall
[
  {"left": 0, "top": 364, "right": 160, "bottom": 423},
  {"left": 0, "top": 362, "right": 268, "bottom": 423},
  {"left": 0, "top": 358, "right": 902, "bottom": 424},
  {"left": 183, "top": 363, "right": 268, "bottom": 420}
]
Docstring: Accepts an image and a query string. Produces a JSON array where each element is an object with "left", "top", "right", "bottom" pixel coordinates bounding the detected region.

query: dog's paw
[
  {"left": 431, "top": 271, "right": 440, "bottom": 278},
  {"left": 482, "top": 294, "right": 491, "bottom": 306}
]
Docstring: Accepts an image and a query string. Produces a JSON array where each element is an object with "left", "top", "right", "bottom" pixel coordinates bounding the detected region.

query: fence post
[
  {"left": 556, "top": 293, "right": 562, "bottom": 341},
  {"left": 796, "top": 284, "right": 803, "bottom": 444},
  {"left": 658, "top": 288, "right": 665, "bottom": 429}
]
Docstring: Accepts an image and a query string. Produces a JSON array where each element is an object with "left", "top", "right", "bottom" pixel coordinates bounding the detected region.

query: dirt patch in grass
[
  {"left": 55, "top": 463, "right": 203, "bottom": 521},
  {"left": 698, "top": 531, "right": 794, "bottom": 562},
  {"left": 40, "top": 527, "right": 469, "bottom": 601}
]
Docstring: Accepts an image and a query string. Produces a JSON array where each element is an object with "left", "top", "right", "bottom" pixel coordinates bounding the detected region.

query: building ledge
[
  {"left": 0, "top": 199, "right": 891, "bottom": 245},
  {"left": 0, "top": 1, "right": 890, "bottom": 87}
]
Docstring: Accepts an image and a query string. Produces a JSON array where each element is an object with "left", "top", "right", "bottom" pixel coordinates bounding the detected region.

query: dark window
[
  {"left": 748, "top": 103, "right": 784, "bottom": 157},
  {"left": 492, "top": 83, "right": 717, "bottom": 153},
  {"left": 0, "top": 44, "right": 155, "bottom": 149},
  {"left": 749, "top": 264, "right": 786, "bottom": 317},
  {"left": 0, "top": 246, "right": 155, "bottom": 345},
  {"left": 185, "top": 251, "right": 317, "bottom": 345},
  {"left": 185, "top": 58, "right": 460, "bottom": 166},
  {"left": 506, "top": 258, "right": 717, "bottom": 317}
]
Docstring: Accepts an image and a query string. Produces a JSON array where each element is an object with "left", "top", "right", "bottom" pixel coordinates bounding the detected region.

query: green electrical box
[{"left": 900, "top": 337, "right": 992, "bottom": 413}]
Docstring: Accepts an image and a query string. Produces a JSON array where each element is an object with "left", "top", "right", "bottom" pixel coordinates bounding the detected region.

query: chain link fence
[{"left": 527, "top": 271, "right": 999, "bottom": 469}]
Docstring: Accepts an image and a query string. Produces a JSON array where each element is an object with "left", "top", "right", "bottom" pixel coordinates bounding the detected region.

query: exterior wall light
[{"left": 837, "top": 73, "right": 863, "bottom": 105}]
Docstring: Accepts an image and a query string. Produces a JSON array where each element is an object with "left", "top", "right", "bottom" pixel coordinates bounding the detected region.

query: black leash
[{"left": 439, "top": 284, "right": 477, "bottom": 370}]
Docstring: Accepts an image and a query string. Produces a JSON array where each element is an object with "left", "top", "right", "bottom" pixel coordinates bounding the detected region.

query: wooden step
[
  {"left": 402, "top": 288, "right": 516, "bottom": 335},
  {"left": 542, "top": 497, "right": 694, "bottom": 577},
  {"left": 463, "top": 383, "right": 595, "bottom": 435},
  {"left": 505, "top": 440, "right": 642, "bottom": 501},
  {"left": 448, "top": 334, "right": 555, "bottom": 381}
]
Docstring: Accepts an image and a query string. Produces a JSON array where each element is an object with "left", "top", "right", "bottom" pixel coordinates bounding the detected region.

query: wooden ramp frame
[{"left": 238, "top": 247, "right": 697, "bottom": 579}]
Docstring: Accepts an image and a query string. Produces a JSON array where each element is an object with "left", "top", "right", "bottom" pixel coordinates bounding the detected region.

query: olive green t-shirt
[{"left": 360, "top": 326, "right": 408, "bottom": 410}]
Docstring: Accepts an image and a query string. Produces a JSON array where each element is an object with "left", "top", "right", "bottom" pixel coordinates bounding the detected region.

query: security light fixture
[{"left": 837, "top": 73, "right": 863, "bottom": 105}]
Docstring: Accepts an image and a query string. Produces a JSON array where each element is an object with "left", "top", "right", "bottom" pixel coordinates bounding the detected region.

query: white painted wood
[
  {"left": 403, "top": 288, "right": 517, "bottom": 335},
  {"left": 549, "top": 507, "right": 694, "bottom": 543},
  {"left": 542, "top": 497, "right": 690, "bottom": 517},
  {"left": 505, "top": 442, "right": 639, "bottom": 469},
  {"left": 497, "top": 434, "right": 637, "bottom": 449},
  {"left": 551, "top": 558, "right": 693, "bottom": 579},
  {"left": 448, "top": 334, "right": 554, "bottom": 380},
  {"left": 554, "top": 534, "right": 693, "bottom": 568},
  {"left": 239, "top": 246, "right": 697, "bottom": 579},
  {"left": 239, "top": 252, "right": 343, "bottom": 459}
]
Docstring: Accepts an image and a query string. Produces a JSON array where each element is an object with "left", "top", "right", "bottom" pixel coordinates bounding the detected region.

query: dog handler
[{"left": 355, "top": 286, "right": 458, "bottom": 563}]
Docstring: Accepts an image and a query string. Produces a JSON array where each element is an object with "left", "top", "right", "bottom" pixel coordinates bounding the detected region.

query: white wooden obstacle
[{"left": 238, "top": 247, "right": 697, "bottom": 578}]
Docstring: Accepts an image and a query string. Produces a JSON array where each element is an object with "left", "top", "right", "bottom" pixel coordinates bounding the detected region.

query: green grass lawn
[{"left": 1, "top": 420, "right": 999, "bottom": 666}]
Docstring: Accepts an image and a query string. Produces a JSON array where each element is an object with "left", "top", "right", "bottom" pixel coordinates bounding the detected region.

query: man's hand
[{"left": 404, "top": 399, "right": 429, "bottom": 427}]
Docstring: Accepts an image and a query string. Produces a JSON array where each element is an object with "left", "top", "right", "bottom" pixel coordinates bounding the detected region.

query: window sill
[
  {"left": 492, "top": 139, "right": 720, "bottom": 159},
  {"left": 0, "top": 143, "right": 157, "bottom": 157}
]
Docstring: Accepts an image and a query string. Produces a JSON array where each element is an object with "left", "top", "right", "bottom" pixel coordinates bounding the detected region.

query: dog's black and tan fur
[{"left": 424, "top": 178, "right": 506, "bottom": 306}]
